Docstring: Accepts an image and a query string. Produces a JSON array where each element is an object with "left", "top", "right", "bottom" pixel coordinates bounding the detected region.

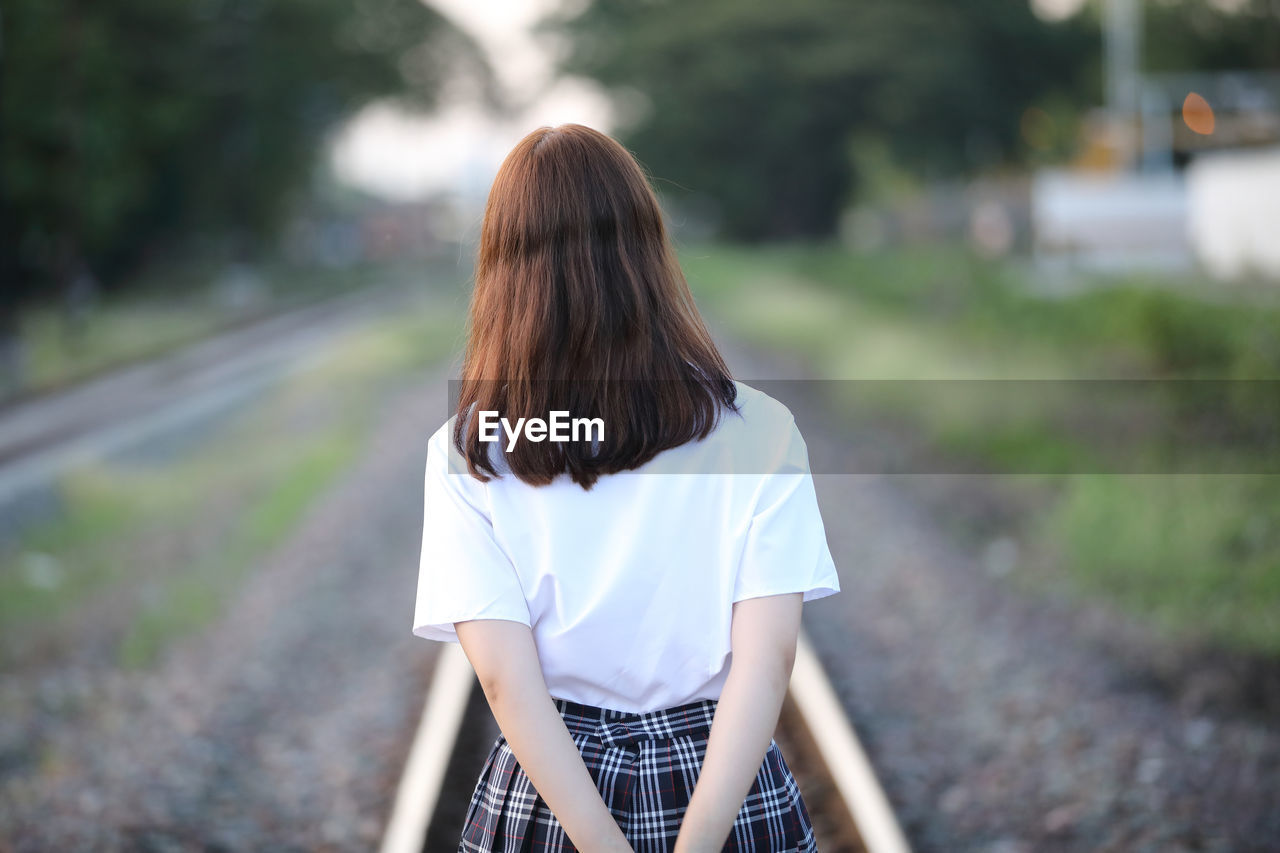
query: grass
[
  {"left": 8, "top": 254, "right": 454, "bottom": 400},
  {"left": 681, "top": 241, "right": 1280, "bottom": 379},
  {"left": 679, "top": 240, "right": 1280, "bottom": 656},
  {"left": 115, "top": 426, "right": 363, "bottom": 669},
  {"left": 1039, "top": 475, "right": 1280, "bottom": 654},
  {"left": 0, "top": 287, "right": 464, "bottom": 669},
  {"left": 20, "top": 305, "right": 222, "bottom": 391}
]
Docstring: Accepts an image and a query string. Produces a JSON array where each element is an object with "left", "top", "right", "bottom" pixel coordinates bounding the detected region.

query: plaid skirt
[{"left": 458, "top": 695, "right": 818, "bottom": 852}]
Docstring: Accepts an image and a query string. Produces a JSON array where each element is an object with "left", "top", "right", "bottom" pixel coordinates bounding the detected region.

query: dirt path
[
  {"left": 716, "top": 330, "right": 1280, "bottom": 852},
  {"left": 0, "top": 369, "right": 448, "bottom": 851}
]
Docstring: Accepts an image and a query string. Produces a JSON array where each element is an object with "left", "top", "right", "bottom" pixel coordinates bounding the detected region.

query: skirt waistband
[{"left": 551, "top": 696, "right": 719, "bottom": 749}]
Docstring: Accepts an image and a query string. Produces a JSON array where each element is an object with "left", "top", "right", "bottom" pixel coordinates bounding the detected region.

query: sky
[{"left": 328, "top": 0, "right": 615, "bottom": 204}]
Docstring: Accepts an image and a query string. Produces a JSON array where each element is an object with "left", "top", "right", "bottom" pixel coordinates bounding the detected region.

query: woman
[{"left": 413, "top": 124, "right": 840, "bottom": 852}]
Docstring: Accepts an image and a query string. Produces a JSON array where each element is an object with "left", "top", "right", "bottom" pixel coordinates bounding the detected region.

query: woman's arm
[
  {"left": 673, "top": 592, "right": 804, "bottom": 853},
  {"left": 454, "top": 618, "right": 633, "bottom": 853}
]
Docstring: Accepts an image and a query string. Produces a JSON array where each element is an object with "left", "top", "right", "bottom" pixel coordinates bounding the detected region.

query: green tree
[
  {"left": 539, "top": 0, "right": 1100, "bottom": 240},
  {"left": 1144, "top": 0, "right": 1280, "bottom": 71},
  {"left": 0, "top": 0, "right": 496, "bottom": 310}
]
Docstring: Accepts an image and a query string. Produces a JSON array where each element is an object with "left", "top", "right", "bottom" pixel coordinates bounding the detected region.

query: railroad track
[
  {"left": 382, "top": 630, "right": 911, "bottom": 853},
  {"left": 0, "top": 272, "right": 437, "bottom": 510}
]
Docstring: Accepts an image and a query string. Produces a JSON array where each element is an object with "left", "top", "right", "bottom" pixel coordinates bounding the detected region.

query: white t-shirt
[{"left": 411, "top": 380, "right": 840, "bottom": 713}]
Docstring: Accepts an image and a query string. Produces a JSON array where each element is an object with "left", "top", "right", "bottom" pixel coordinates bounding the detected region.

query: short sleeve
[
  {"left": 733, "top": 416, "right": 841, "bottom": 604},
  {"left": 412, "top": 424, "right": 531, "bottom": 643}
]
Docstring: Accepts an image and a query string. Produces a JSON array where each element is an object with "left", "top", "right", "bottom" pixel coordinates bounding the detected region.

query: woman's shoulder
[
  {"left": 425, "top": 416, "right": 461, "bottom": 477},
  {"left": 426, "top": 414, "right": 483, "bottom": 469},
  {"left": 729, "top": 380, "right": 797, "bottom": 429},
  {"left": 426, "top": 415, "right": 456, "bottom": 458},
  {"left": 670, "top": 380, "right": 802, "bottom": 474}
]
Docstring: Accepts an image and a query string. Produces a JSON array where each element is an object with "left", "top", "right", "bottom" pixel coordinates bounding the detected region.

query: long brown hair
[{"left": 452, "top": 123, "right": 738, "bottom": 490}]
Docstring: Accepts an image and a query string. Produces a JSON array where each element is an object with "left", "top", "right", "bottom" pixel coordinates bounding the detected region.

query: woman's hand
[
  {"left": 455, "top": 618, "right": 635, "bottom": 853},
  {"left": 672, "top": 592, "right": 803, "bottom": 853}
]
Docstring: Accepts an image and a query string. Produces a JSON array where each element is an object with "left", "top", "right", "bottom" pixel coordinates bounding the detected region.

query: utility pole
[{"left": 1104, "top": 0, "right": 1143, "bottom": 170}]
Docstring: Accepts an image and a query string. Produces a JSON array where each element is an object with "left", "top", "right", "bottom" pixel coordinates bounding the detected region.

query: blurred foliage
[
  {"left": 683, "top": 242, "right": 1280, "bottom": 381},
  {"left": 0, "top": 0, "right": 495, "bottom": 310},
  {"left": 1043, "top": 474, "right": 1280, "bottom": 655},
  {"left": 541, "top": 0, "right": 1100, "bottom": 241},
  {"left": 1144, "top": 0, "right": 1280, "bottom": 71},
  {"left": 544, "top": 0, "right": 1280, "bottom": 241},
  {"left": 1135, "top": 290, "right": 1238, "bottom": 374},
  {"left": 681, "top": 241, "right": 1280, "bottom": 654}
]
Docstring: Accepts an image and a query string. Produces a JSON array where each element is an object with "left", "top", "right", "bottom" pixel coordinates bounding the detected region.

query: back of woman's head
[{"left": 454, "top": 123, "right": 737, "bottom": 490}]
